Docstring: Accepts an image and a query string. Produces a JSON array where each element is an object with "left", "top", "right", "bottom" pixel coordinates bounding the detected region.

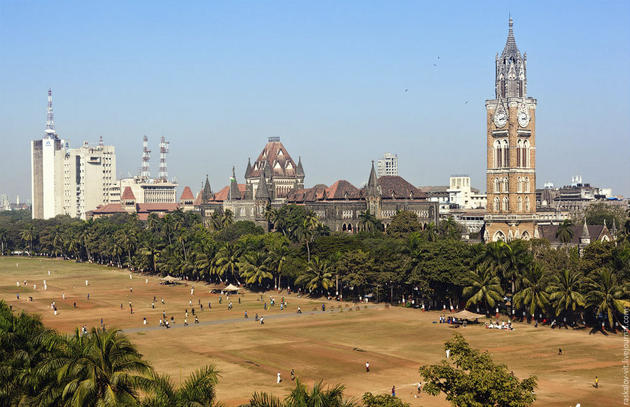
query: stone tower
[{"left": 484, "top": 18, "right": 537, "bottom": 242}]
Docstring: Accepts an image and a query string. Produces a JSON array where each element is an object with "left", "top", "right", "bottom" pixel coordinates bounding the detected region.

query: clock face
[
  {"left": 494, "top": 109, "right": 507, "bottom": 128},
  {"left": 518, "top": 106, "right": 530, "bottom": 127}
]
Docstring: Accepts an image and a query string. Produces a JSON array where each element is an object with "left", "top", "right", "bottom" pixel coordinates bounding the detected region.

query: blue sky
[{"left": 1, "top": 1, "right": 629, "bottom": 201}]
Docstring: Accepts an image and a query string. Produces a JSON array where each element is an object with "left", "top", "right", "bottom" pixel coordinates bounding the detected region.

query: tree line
[{"left": 1, "top": 205, "right": 629, "bottom": 331}]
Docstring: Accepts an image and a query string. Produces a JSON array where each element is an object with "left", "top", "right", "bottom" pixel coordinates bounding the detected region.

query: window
[
  {"left": 493, "top": 197, "right": 500, "bottom": 211},
  {"left": 502, "top": 140, "right": 509, "bottom": 167},
  {"left": 502, "top": 196, "right": 509, "bottom": 211},
  {"left": 517, "top": 177, "right": 522, "bottom": 193},
  {"left": 516, "top": 140, "right": 523, "bottom": 167},
  {"left": 503, "top": 177, "right": 509, "bottom": 193},
  {"left": 525, "top": 196, "right": 530, "bottom": 212},
  {"left": 494, "top": 178, "right": 500, "bottom": 192},
  {"left": 518, "top": 196, "right": 523, "bottom": 211},
  {"left": 523, "top": 140, "right": 530, "bottom": 167},
  {"left": 494, "top": 140, "right": 502, "bottom": 168},
  {"left": 524, "top": 177, "right": 530, "bottom": 193}
]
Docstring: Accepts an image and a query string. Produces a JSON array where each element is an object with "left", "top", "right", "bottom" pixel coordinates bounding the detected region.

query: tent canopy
[
  {"left": 452, "top": 310, "right": 485, "bottom": 320},
  {"left": 160, "top": 275, "right": 178, "bottom": 282},
  {"left": 224, "top": 283, "right": 240, "bottom": 292}
]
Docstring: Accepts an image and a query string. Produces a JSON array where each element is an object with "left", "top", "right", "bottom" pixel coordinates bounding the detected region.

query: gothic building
[
  {"left": 197, "top": 138, "right": 438, "bottom": 231},
  {"left": 484, "top": 18, "right": 538, "bottom": 242},
  {"left": 286, "top": 162, "right": 438, "bottom": 232}
]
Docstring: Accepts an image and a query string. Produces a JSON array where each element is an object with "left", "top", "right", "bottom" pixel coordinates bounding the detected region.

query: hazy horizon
[{"left": 1, "top": 1, "right": 629, "bottom": 202}]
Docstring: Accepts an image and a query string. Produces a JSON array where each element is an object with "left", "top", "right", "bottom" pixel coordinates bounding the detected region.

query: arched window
[
  {"left": 517, "top": 176, "right": 522, "bottom": 193},
  {"left": 502, "top": 196, "right": 509, "bottom": 211},
  {"left": 494, "top": 140, "right": 502, "bottom": 168},
  {"left": 521, "top": 231, "right": 530, "bottom": 241},
  {"left": 517, "top": 196, "right": 523, "bottom": 212},
  {"left": 503, "top": 177, "right": 509, "bottom": 193},
  {"left": 493, "top": 231, "right": 506, "bottom": 242},
  {"left": 516, "top": 140, "right": 522, "bottom": 167},
  {"left": 525, "top": 196, "right": 530, "bottom": 212},
  {"left": 502, "top": 140, "right": 509, "bottom": 167},
  {"left": 493, "top": 197, "right": 500, "bottom": 211},
  {"left": 524, "top": 177, "right": 530, "bottom": 193},
  {"left": 523, "top": 140, "right": 530, "bottom": 168},
  {"left": 494, "top": 178, "right": 500, "bottom": 193}
]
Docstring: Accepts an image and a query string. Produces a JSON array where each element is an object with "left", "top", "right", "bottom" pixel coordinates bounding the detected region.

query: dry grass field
[{"left": 0, "top": 257, "right": 624, "bottom": 406}]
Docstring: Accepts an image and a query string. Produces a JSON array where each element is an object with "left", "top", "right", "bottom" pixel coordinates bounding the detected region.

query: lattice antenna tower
[
  {"left": 159, "top": 136, "right": 169, "bottom": 181},
  {"left": 141, "top": 135, "right": 151, "bottom": 179},
  {"left": 44, "top": 89, "right": 57, "bottom": 139}
]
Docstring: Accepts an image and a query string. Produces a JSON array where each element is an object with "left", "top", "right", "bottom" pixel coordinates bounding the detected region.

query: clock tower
[{"left": 484, "top": 18, "right": 537, "bottom": 242}]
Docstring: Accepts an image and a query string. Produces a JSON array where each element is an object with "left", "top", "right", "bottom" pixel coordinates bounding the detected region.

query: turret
[
  {"left": 228, "top": 166, "right": 241, "bottom": 201},
  {"left": 580, "top": 219, "right": 591, "bottom": 245}
]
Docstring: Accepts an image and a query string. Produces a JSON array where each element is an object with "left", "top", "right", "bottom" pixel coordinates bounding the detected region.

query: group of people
[{"left": 485, "top": 320, "right": 514, "bottom": 330}]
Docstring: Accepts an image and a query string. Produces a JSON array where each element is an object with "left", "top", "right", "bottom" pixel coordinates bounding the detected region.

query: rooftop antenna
[
  {"left": 44, "top": 89, "right": 57, "bottom": 139},
  {"left": 98, "top": 135, "right": 104, "bottom": 147},
  {"left": 141, "top": 135, "right": 151, "bottom": 179},
  {"left": 159, "top": 136, "right": 169, "bottom": 181}
]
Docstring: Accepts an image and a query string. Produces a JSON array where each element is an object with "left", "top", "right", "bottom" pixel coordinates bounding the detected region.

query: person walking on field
[
  {"left": 594, "top": 376, "right": 599, "bottom": 388},
  {"left": 277, "top": 372, "right": 281, "bottom": 384},
  {"left": 391, "top": 386, "right": 396, "bottom": 397},
  {"left": 365, "top": 361, "right": 370, "bottom": 373}
]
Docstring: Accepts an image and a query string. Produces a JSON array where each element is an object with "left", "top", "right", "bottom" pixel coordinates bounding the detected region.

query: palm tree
[
  {"left": 266, "top": 238, "right": 289, "bottom": 289},
  {"left": 585, "top": 268, "right": 626, "bottom": 330},
  {"left": 548, "top": 268, "right": 585, "bottom": 319},
  {"left": 240, "top": 252, "right": 273, "bottom": 287},
  {"left": 142, "top": 365, "right": 220, "bottom": 407},
  {"left": 439, "top": 217, "right": 460, "bottom": 240},
  {"left": 213, "top": 243, "right": 242, "bottom": 284},
  {"left": 221, "top": 209, "right": 234, "bottom": 229},
  {"left": 0, "top": 227, "right": 9, "bottom": 255},
  {"left": 423, "top": 222, "right": 439, "bottom": 242},
  {"left": 44, "top": 328, "right": 153, "bottom": 406},
  {"left": 295, "top": 257, "right": 333, "bottom": 295},
  {"left": 462, "top": 264, "right": 504, "bottom": 311},
  {"left": 556, "top": 219, "right": 574, "bottom": 245},
  {"left": 513, "top": 263, "right": 550, "bottom": 317},
  {"left": 244, "top": 379, "right": 355, "bottom": 407},
  {"left": 299, "top": 211, "right": 320, "bottom": 262},
  {"left": 20, "top": 224, "right": 36, "bottom": 254}
]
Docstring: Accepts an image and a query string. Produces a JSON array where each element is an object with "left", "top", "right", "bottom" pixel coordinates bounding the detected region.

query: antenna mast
[
  {"left": 159, "top": 136, "right": 169, "bottom": 181},
  {"left": 44, "top": 89, "right": 57, "bottom": 139},
  {"left": 141, "top": 135, "right": 151, "bottom": 179}
]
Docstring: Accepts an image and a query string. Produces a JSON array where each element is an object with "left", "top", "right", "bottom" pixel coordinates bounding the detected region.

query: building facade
[
  {"left": 117, "top": 177, "right": 178, "bottom": 204},
  {"left": 376, "top": 153, "right": 398, "bottom": 177},
  {"left": 484, "top": 19, "right": 538, "bottom": 242},
  {"left": 63, "top": 139, "right": 117, "bottom": 219},
  {"left": 31, "top": 90, "right": 68, "bottom": 219}
]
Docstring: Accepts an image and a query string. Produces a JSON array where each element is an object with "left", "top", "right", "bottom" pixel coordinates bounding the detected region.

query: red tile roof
[
  {"left": 136, "top": 203, "right": 180, "bottom": 212},
  {"left": 180, "top": 186, "right": 194, "bottom": 201},
  {"left": 92, "top": 203, "right": 127, "bottom": 214},
  {"left": 121, "top": 186, "right": 135, "bottom": 200},
  {"left": 377, "top": 176, "right": 426, "bottom": 199},
  {"left": 326, "top": 180, "right": 360, "bottom": 199},
  {"left": 211, "top": 184, "right": 247, "bottom": 202},
  {"left": 248, "top": 140, "right": 298, "bottom": 178},
  {"left": 193, "top": 190, "right": 203, "bottom": 206}
]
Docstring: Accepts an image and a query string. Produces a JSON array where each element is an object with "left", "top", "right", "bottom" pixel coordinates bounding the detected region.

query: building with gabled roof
[
  {"left": 285, "top": 162, "right": 438, "bottom": 233},
  {"left": 244, "top": 137, "right": 305, "bottom": 200}
]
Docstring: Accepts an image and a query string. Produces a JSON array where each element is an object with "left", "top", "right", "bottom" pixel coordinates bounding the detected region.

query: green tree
[
  {"left": 358, "top": 210, "right": 383, "bottom": 233},
  {"left": 585, "top": 268, "right": 627, "bottom": 330},
  {"left": 513, "top": 263, "right": 550, "bottom": 317},
  {"left": 462, "top": 264, "right": 504, "bottom": 311},
  {"left": 548, "top": 268, "right": 585, "bottom": 318},
  {"left": 555, "top": 220, "right": 574, "bottom": 245},
  {"left": 296, "top": 257, "right": 333, "bottom": 295},
  {"left": 362, "top": 392, "right": 409, "bottom": 407},
  {"left": 20, "top": 224, "right": 36, "bottom": 254},
  {"left": 386, "top": 211, "right": 422, "bottom": 237},
  {"left": 214, "top": 243, "right": 242, "bottom": 284},
  {"left": 142, "top": 365, "right": 220, "bottom": 407},
  {"left": 240, "top": 252, "right": 273, "bottom": 287},
  {"left": 46, "top": 328, "right": 153, "bottom": 407},
  {"left": 419, "top": 334, "right": 537, "bottom": 407}
]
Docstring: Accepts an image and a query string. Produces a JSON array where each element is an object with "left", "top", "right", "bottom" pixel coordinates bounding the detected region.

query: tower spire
[{"left": 44, "top": 89, "right": 57, "bottom": 139}]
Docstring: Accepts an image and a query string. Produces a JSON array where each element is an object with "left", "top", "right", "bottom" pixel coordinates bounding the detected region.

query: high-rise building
[
  {"left": 376, "top": 153, "right": 398, "bottom": 177},
  {"left": 484, "top": 18, "right": 537, "bottom": 241},
  {"left": 63, "top": 139, "right": 117, "bottom": 219},
  {"left": 31, "top": 90, "right": 118, "bottom": 220},
  {"left": 31, "top": 89, "right": 68, "bottom": 219}
]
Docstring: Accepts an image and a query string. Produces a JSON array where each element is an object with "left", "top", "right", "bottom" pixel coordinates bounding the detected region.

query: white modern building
[
  {"left": 63, "top": 139, "right": 117, "bottom": 219},
  {"left": 447, "top": 175, "right": 486, "bottom": 210},
  {"left": 31, "top": 90, "right": 69, "bottom": 219},
  {"left": 31, "top": 90, "right": 118, "bottom": 220},
  {"left": 376, "top": 153, "right": 398, "bottom": 177}
]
